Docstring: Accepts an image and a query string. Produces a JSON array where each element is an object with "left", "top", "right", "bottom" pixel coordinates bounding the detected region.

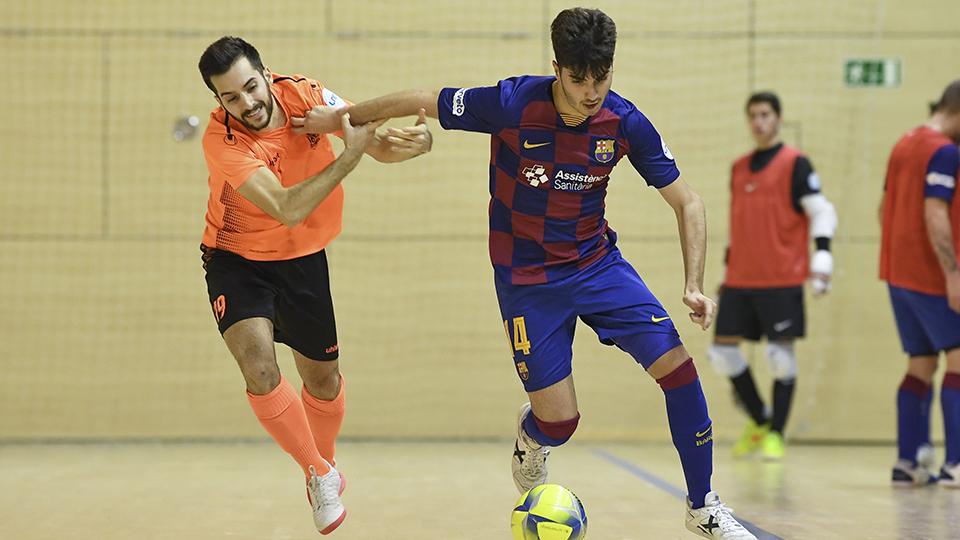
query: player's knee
[
  {"left": 907, "top": 356, "right": 939, "bottom": 380},
  {"left": 243, "top": 366, "right": 281, "bottom": 394},
  {"left": 766, "top": 341, "right": 797, "bottom": 381},
  {"left": 532, "top": 412, "right": 580, "bottom": 446},
  {"left": 708, "top": 344, "right": 748, "bottom": 377},
  {"left": 237, "top": 354, "right": 281, "bottom": 393},
  {"left": 303, "top": 368, "right": 341, "bottom": 401}
]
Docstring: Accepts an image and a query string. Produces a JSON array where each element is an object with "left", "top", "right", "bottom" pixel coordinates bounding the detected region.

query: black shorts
[
  {"left": 201, "top": 245, "right": 339, "bottom": 360},
  {"left": 715, "top": 286, "right": 805, "bottom": 341}
]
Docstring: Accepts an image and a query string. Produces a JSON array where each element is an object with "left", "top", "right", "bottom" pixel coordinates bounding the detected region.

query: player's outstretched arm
[
  {"left": 658, "top": 178, "right": 716, "bottom": 330},
  {"left": 925, "top": 197, "right": 960, "bottom": 312},
  {"left": 237, "top": 113, "right": 381, "bottom": 227},
  {"left": 292, "top": 89, "right": 440, "bottom": 135},
  {"left": 346, "top": 89, "right": 440, "bottom": 125}
]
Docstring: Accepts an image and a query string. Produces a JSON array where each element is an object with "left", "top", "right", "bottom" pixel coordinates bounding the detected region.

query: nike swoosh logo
[
  {"left": 773, "top": 320, "right": 792, "bottom": 332},
  {"left": 651, "top": 315, "right": 671, "bottom": 323},
  {"left": 696, "top": 426, "right": 712, "bottom": 438},
  {"left": 523, "top": 140, "right": 551, "bottom": 149}
]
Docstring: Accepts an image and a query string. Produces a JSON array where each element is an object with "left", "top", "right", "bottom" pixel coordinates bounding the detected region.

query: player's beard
[{"left": 234, "top": 96, "right": 275, "bottom": 131}]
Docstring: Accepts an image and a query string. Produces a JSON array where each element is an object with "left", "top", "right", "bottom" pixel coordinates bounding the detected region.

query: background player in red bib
[
  {"left": 198, "top": 36, "right": 432, "bottom": 534},
  {"left": 708, "top": 92, "right": 838, "bottom": 461},
  {"left": 880, "top": 80, "right": 960, "bottom": 487},
  {"left": 294, "top": 8, "right": 757, "bottom": 539}
]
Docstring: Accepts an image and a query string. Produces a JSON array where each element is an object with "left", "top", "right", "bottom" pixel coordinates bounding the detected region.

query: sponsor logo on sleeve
[
  {"left": 321, "top": 87, "right": 343, "bottom": 108},
  {"left": 927, "top": 172, "right": 957, "bottom": 189},
  {"left": 661, "top": 137, "right": 675, "bottom": 160},
  {"left": 451, "top": 88, "right": 466, "bottom": 116}
]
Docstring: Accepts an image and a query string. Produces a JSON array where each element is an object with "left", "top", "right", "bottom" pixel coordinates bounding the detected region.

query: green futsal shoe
[
  {"left": 761, "top": 431, "right": 785, "bottom": 461},
  {"left": 732, "top": 420, "right": 768, "bottom": 458}
]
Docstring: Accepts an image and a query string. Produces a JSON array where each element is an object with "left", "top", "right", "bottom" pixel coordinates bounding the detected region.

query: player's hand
[
  {"left": 683, "top": 289, "right": 717, "bottom": 331},
  {"left": 809, "top": 250, "right": 833, "bottom": 297},
  {"left": 341, "top": 113, "right": 386, "bottom": 155},
  {"left": 809, "top": 274, "right": 831, "bottom": 297},
  {"left": 291, "top": 105, "right": 344, "bottom": 135},
  {"left": 946, "top": 270, "right": 960, "bottom": 313},
  {"left": 380, "top": 108, "right": 433, "bottom": 158}
]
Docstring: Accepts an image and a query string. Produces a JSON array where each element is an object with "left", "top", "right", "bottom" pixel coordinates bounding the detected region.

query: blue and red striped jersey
[{"left": 438, "top": 75, "right": 680, "bottom": 285}]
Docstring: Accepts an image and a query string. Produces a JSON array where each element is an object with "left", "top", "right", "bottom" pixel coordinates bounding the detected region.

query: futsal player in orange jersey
[
  {"left": 198, "top": 36, "right": 431, "bottom": 534},
  {"left": 708, "top": 92, "right": 837, "bottom": 460},
  {"left": 880, "top": 81, "right": 960, "bottom": 487}
]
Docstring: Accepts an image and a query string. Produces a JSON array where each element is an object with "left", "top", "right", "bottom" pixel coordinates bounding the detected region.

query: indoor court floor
[{"left": 2, "top": 440, "right": 958, "bottom": 539}]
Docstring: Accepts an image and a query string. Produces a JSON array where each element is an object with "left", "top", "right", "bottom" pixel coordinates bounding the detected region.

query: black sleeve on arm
[{"left": 790, "top": 156, "right": 819, "bottom": 212}]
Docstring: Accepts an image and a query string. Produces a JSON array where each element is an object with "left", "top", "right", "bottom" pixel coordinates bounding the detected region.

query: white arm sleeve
[{"left": 800, "top": 193, "right": 838, "bottom": 239}]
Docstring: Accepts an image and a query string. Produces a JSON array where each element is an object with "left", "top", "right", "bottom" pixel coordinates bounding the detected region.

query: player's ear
[
  {"left": 263, "top": 67, "right": 272, "bottom": 84},
  {"left": 552, "top": 60, "right": 561, "bottom": 79}
]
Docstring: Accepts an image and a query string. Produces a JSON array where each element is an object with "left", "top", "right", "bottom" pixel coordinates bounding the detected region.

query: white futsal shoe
[
  {"left": 939, "top": 462, "right": 960, "bottom": 488},
  {"left": 512, "top": 402, "right": 550, "bottom": 493},
  {"left": 306, "top": 462, "right": 346, "bottom": 535},
  {"left": 685, "top": 491, "right": 757, "bottom": 540},
  {"left": 891, "top": 459, "right": 937, "bottom": 487}
]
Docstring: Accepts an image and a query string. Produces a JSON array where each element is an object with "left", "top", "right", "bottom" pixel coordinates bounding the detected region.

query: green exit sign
[{"left": 845, "top": 58, "right": 901, "bottom": 88}]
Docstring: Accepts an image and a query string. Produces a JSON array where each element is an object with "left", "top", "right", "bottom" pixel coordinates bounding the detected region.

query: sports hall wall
[{"left": 2, "top": 0, "right": 959, "bottom": 443}]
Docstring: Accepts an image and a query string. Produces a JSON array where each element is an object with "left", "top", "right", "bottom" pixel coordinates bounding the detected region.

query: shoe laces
[
  {"left": 308, "top": 465, "right": 340, "bottom": 510},
  {"left": 709, "top": 501, "right": 748, "bottom": 533},
  {"left": 519, "top": 437, "right": 550, "bottom": 478}
]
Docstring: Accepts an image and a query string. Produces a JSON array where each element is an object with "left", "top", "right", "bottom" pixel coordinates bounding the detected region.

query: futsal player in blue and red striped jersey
[{"left": 294, "top": 7, "right": 756, "bottom": 538}]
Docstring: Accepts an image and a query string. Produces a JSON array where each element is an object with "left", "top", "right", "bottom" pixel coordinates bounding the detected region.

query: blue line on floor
[{"left": 593, "top": 448, "right": 785, "bottom": 540}]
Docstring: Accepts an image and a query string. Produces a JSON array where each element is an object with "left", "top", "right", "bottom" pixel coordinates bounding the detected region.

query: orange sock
[
  {"left": 302, "top": 374, "right": 346, "bottom": 466},
  {"left": 247, "top": 376, "right": 329, "bottom": 477}
]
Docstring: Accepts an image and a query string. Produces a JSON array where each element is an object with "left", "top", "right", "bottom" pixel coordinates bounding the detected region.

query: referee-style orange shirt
[{"left": 201, "top": 73, "right": 345, "bottom": 261}]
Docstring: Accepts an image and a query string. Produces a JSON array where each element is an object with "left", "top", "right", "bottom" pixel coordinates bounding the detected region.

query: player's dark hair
[
  {"left": 931, "top": 80, "right": 960, "bottom": 114},
  {"left": 746, "top": 91, "right": 781, "bottom": 116},
  {"left": 199, "top": 36, "right": 265, "bottom": 94},
  {"left": 550, "top": 8, "right": 616, "bottom": 80}
]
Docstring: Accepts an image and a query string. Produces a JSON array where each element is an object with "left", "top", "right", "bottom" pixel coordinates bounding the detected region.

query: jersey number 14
[{"left": 503, "top": 316, "right": 532, "bottom": 356}]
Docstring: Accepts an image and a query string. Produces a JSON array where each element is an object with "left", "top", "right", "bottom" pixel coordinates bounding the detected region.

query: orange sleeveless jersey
[
  {"left": 725, "top": 144, "right": 810, "bottom": 288},
  {"left": 201, "top": 73, "right": 344, "bottom": 261},
  {"left": 880, "top": 126, "right": 960, "bottom": 296}
]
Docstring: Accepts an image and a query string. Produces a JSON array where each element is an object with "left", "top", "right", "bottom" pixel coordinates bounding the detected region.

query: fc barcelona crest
[
  {"left": 516, "top": 361, "right": 530, "bottom": 381},
  {"left": 594, "top": 139, "right": 615, "bottom": 163}
]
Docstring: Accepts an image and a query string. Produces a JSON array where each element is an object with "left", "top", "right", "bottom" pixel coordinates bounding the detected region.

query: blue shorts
[
  {"left": 495, "top": 248, "right": 683, "bottom": 392},
  {"left": 889, "top": 285, "right": 960, "bottom": 356}
]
